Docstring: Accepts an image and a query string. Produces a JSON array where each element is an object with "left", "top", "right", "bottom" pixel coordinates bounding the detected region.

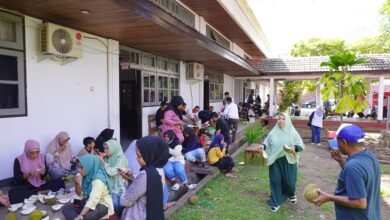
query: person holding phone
[
  {"left": 62, "top": 155, "right": 114, "bottom": 220},
  {"left": 120, "top": 136, "right": 170, "bottom": 220},
  {"left": 97, "top": 139, "right": 128, "bottom": 213}
]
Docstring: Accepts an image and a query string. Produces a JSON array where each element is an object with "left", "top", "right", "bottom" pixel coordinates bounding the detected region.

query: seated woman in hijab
[
  {"left": 259, "top": 112, "right": 304, "bottom": 213},
  {"left": 62, "top": 155, "right": 114, "bottom": 220},
  {"left": 94, "top": 128, "right": 115, "bottom": 154},
  {"left": 46, "top": 131, "right": 75, "bottom": 180},
  {"left": 161, "top": 96, "right": 186, "bottom": 143},
  {"left": 96, "top": 139, "right": 128, "bottom": 213},
  {"left": 120, "top": 136, "right": 170, "bottom": 220},
  {"left": 182, "top": 127, "right": 208, "bottom": 168},
  {"left": 124, "top": 140, "right": 141, "bottom": 177},
  {"left": 163, "top": 130, "right": 196, "bottom": 191},
  {"left": 206, "top": 134, "right": 236, "bottom": 178},
  {"left": 8, "top": 139, "right": 65, "bottom": 204}
]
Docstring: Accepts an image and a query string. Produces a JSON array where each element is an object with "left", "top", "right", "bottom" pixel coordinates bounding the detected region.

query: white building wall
[{"left": 0, "top": 17, "right": 120, "bottom": 180}]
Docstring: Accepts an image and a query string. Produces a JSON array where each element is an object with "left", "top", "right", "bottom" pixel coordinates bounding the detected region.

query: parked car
[{"left": 304, "top": 100, "right": 316, "bottom": 108}]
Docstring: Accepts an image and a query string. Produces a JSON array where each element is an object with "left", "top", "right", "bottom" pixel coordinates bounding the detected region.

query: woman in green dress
[{"left": 259, "top": 112, "right": 304, "bottom": 212}]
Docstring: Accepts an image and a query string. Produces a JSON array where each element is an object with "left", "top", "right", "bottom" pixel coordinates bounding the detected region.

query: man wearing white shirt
[{"left": 224, "top": 97, "right": 239, "bottom": 143}]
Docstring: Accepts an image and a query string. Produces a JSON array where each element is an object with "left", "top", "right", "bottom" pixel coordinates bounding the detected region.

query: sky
[{"left": 247, "top": 0, "right": 387, "bottom": 57}]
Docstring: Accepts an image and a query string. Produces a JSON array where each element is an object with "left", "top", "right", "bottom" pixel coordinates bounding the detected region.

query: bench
[{"left": 244, "top": 145, "right": 265, "bottom": 165}]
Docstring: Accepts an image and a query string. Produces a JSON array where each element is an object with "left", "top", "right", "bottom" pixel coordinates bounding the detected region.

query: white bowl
[
  {"left": 12, "top": 203, "right": 23, "bottom": 209},
  {"left": 21, "top": 206, "right": 36, "bottom": 215},
  {"left": 52, "top": 204, "right": 63, "bottom": 211},
  {"left": 41, "top": 210, "right": 47, "bottom": 216},
  {"left": 42, "top": 216, "right": 49, "bottom": 220},
  {"left": 58, "top": 197, "right": 70, "bottom": 204},
  {"left": 22, "top": 203, "right": 35, "bottom": 210}
]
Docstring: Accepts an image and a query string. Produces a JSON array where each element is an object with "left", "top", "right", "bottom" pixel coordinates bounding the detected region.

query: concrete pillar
[
  {"left": 315, "top": 83, "right": 323, "bottom": 107},
  {"left": 269, "top": 78, "right": 274, "bottom": 116},
  {"left": 378, "top": 76, "right": 385, "bottom": 120}
]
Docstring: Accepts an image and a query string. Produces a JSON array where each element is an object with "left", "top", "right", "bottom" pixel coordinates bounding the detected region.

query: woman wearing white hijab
[{"left": 309, "top": 105, "right": 325, "bottom": 145}]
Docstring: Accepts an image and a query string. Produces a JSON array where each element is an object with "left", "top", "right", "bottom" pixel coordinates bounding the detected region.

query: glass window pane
[
  {"left": 163, "top": 90, "right": 168, "bottom": 102},
  {"left": 0, "top": 18, "right": 16, "bottom": 42},
  {"left": 158, "top": 76, "right": 163, "bottom": 88},
  {"left": 0, "top": 84, "right": 18, "bottom": 109},
  {"left": 143, "top": 89, "right": 149, "bottom": 102},
  {"left": 150, "top": 90, "right": 156, "bottom": 102},
  {"left": 0, "top": 54, "right": 18, "bottom": 81},
  {"left": 158, "top": 90, "right": 163, "bottom": 102},
  {"left": 150, "top": 75, "right": 155, "bottom": 88},
  {"left": 163, "top": 77, "right": 168, "bottom": 88},
  {"left": 143, "top": 75, "right": 149, "bottom": 88}
]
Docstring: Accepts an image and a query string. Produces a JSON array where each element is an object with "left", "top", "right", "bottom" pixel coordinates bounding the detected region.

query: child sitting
[{"left": 78, "top": 137, "right": 96, "bottom": 156}]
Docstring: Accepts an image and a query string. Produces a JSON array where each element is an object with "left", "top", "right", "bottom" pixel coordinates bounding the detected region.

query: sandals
[
  {"left": 172, "top": 183, "right": 181, "bottom": 191},
  {"left": 289, "top": 195, "right": 297, "bottom": 204},
  {"left": 269, "top": 206, "right": 280, "bottom": 213},
  {"left": 187, "top": 184, "right": 196, "bottom": 190}
]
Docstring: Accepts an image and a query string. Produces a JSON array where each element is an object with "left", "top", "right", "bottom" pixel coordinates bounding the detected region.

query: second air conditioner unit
[
  {"left": 186, "top": 62, "right": 204, "bottom": 81},
  {"left": 39, "top": 22, "right": 83, "bottom": 62}
]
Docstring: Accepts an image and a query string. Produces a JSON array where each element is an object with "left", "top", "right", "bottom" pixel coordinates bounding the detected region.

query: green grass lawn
[{"left": 170, "top": 152, "right": 309, "bottom": 220}]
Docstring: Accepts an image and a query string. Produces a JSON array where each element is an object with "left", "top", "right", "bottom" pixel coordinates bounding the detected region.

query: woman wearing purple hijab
[{"left": 8, "top": 139, "right": 65, "bottom": 204}]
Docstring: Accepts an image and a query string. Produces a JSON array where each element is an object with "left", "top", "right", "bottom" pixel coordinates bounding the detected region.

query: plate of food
[
  {"left": 24, "top": 197, "right": 37, "bottom": 204},
  {"left": 22, "top": 203, "right": 35, "bottom": 210},
  {"left": 58, "top": 197, "right": 71, "bottom": 204}
]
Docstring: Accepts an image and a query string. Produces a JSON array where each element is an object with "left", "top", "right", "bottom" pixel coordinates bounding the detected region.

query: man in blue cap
[{"left": 313, "top": 123, "right": 381, "bottom": 220}]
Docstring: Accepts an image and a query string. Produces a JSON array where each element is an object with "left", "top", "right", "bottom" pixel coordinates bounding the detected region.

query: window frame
[
  {"left": 0, "top": 11, "right": 26, "bottom": 118},
  {"left": 142, "top": 52, "right": 157, "bottom": 71}
]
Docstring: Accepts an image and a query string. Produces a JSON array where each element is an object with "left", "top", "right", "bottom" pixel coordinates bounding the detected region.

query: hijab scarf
[
  {"left": 104, "top": 139, "right": 128, "bottom": 168},
  {"left": 18, "top": 139, "right": 46, "bottom": 187},
  {"left": 166, "top": 96, "right": 184, "bottom": 120},
  {"left": 315, "top": 105, "right": 324, "bottom": 117},
  {"left": 137, "top": 136, "right": 170, "bottom": 220},
  {"left": 95, "top": 128, "right": 114, "bottom": 153},
  {"left": 165, "top": 130, "right": 180, "bottom": 149},
  {"left": 206, "top": 134, "right": 224, "bottom": 154},
  {"left": 182, "top": 127, "right": 200, "bottom": 149},
  {"left": 263, "top": 113, "right": 304, "bottom": 166},
  {"left": 46, "top": 131, "right": 72, "bottom": 170},
  {"left": 78, "top": 155, "right": 112, "bottom": 197}
]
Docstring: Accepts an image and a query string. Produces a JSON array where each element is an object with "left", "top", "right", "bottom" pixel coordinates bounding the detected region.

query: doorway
[{"left": 120, "top": 69, "right": 142, "bottom": 148}]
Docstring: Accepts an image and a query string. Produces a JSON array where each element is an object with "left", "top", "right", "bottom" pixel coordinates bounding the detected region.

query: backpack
[{"left": 307, "top": 112, "right": 314, "bottom": 127}]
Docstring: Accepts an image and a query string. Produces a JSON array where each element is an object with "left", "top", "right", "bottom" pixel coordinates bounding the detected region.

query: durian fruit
[
  {"left": 189, "top": 195, "right": 199, "bottom": 205},
  {"left": 204, "top": 188, "right": 212, "bottom": 195},
  {"left": 64, "top": 175, "right": 74, "bottom": 181},
  {"left": 44, "top": 195, "right": 57, "bottom": 205},
  {"left": 304, "top": 183, "right": 320, "bottom": 202},
  {"left": 5, "top": 212, "right": 17, "bottom": 220},
  {"left": 29, "top": 210, "right": 43, "bottom": 220}
]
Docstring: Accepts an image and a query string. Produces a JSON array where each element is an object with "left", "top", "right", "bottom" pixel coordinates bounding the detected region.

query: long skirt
[
  {"left": 8, "top": 179, "right": 65, "bottom": 204},
  {"left": 267, "top": 156, "right": 297, "bottom": 207}
]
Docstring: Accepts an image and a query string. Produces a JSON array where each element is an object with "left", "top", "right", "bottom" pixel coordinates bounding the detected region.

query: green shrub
[{"left": 244, "top": 123, "right": 264, "bottom": 145}]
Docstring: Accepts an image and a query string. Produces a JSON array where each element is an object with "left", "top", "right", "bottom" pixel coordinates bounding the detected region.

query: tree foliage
[
  {"left": 277, "top": 81, "right": 316, "bottom": 114},
  {"left": 319, "top": 53, "right": 370, "bottom": 122},
  {"left": 290, "top": 38, "right": 348, "bottom": 57}
]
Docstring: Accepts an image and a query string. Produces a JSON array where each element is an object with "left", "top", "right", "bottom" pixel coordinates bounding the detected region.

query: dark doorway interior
[
  {"left": 204, "top": 80, "right": 210, "bottom": 110},
  {"left": 120, "top": 69, "right": 142, "bottom": 146}
]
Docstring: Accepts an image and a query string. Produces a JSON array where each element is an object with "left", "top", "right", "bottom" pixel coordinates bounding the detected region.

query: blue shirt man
[{"left": 314, "top": 124, "right": 381, "bottom": 220}]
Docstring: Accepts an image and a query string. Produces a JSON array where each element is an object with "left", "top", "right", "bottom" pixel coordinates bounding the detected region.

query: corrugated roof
[{"left": 249, "top": 54, "right": 390, "bottom": 74}]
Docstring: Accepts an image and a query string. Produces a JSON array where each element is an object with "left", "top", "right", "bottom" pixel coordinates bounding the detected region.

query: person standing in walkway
[
  {"left": 309, "top": 105, "right": 324, "bottom": 145},
  {"left": 223, "top": 97, "right": 239, "bottom": 144},
  {"left": 161, "top": 96, "right": 186, "bottom": 142},
  {"left": 313, "top": 124, "right": 381, "bottom": 220},
  {"left": 259, "top": 112, "right": 304, "bottom": 213}
]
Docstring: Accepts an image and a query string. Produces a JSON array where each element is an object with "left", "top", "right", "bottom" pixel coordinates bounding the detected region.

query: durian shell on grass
[
  {"left": 204, "top": 188, "right": 212, "bottom": 195},
  {"left": 303, "top": 183, "right": 320, "bottom": 202},
  {"left": 189, "top": 195, "right": 199, "bottom": 205}
]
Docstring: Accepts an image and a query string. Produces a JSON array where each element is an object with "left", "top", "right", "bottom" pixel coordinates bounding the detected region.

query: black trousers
[
  {"left": 62, "top": 203, "right": 109, "bottom": 220},
  {"left": 212, "top": 156, "right": 234, "bottom": 173},
  {"left": 227, "top": 118, "right": 239, "bottom": 143}
]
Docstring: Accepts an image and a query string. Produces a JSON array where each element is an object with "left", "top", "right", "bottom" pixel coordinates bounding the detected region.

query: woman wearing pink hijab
[
  {"left": 8, "top": 139, "right": 65, "bottom": 204},
  {"left": 46, "top": 131, "right": 74, "bottom": 179}
]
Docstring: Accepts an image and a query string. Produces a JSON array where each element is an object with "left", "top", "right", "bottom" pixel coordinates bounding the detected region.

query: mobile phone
[{"left": 327, "top": 139, "right": 339, "bottom": 149}]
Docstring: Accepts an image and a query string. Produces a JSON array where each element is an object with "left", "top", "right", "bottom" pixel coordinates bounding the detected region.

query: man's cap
[{"left": 336, "top": 123, "right": 365, "bottom": 143}]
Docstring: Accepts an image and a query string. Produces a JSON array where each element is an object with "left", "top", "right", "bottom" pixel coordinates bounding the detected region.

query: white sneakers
[{"left": 172, "top": 183, "right": 197, "bottom": 191}]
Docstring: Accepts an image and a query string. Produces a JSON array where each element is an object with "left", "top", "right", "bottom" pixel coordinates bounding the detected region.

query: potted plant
[{"left": 244, "top": 123, "right": 264, "bottom": 147}]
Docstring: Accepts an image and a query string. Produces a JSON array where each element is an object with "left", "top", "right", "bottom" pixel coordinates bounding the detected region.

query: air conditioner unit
[
  {"left": 186, "top": 62, "right": 204, "bottom": 81},
  {"left": 39, "top": 22, "right": 83, "bottom": 60}
]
